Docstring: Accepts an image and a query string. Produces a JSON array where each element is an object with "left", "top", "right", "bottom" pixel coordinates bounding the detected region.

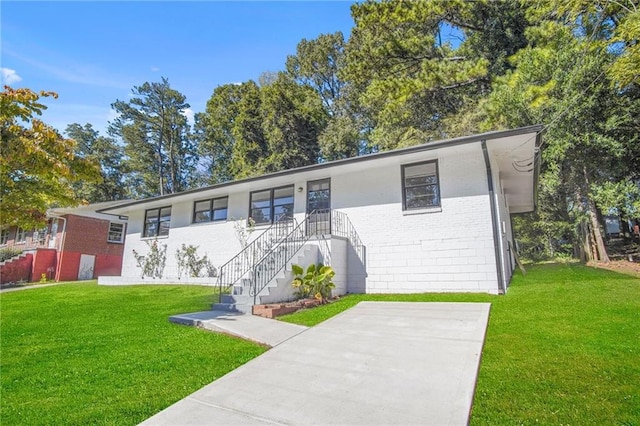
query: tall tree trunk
[{"left": 583, "top": 166, "right": 610, "bottom": 262}]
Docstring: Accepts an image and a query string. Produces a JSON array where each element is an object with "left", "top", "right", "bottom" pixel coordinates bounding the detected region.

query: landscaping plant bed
[{"left": 253, "top": 298, "right": 326, "bottom": 319}]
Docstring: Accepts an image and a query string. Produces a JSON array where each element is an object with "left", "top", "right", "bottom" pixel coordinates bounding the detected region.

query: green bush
[
  {"left": 291, "top": 263, "right": 335, "bottom": 302},
  {"left": 0, "top": 247, "right": 23, "bottom": 263}
]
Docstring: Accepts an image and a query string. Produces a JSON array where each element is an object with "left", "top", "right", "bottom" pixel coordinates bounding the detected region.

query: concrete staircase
[{"left": 212, "top": 243, "right": 319, "bottom": 314}]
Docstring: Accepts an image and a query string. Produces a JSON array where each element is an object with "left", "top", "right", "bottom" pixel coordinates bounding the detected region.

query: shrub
[
  {"left": 175, "top": 244, "right": 216, "bottom": 278},
  {"left": 132, "top": 240, "right": 167, "bottom": 279},
  {"left": 0, "top": 247, "right": 23, "bottom": 263},
  {"left": 291, "top": 263, "right": 335, "bottom": 302}
]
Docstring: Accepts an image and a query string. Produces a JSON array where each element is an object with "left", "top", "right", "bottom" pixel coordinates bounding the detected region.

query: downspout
[
  {"left": 481, "top": 140, "right": 506, "bottom": 294},
  {"left": 47, "top": 214, "right": 67, "bottom": 282}
]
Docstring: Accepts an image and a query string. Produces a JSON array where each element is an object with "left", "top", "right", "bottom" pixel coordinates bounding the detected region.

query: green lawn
[
  {"left": 0, "top": 283, "right": 265, "bottom": 426},
  {"left": 280, "top": 263, "right": 640, "bottom": 425},
  {"left": 1, "top": 265, "right": 638, "bottom": 425}
]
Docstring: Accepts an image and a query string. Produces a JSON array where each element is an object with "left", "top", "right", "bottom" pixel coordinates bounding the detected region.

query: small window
[
  {"left": 402, "top": 160, "right": 440, "bottom": 210},
  {"left": 250, "top": 186, "right": 294, "bottom": 225},
  {"left": 108, "top": 222, "right": 125, "bottom": 243},
  {"left": 0, "top": 229, "right": 9, "bottom": 245},
  {"left": 15, "top": 227, "right": 27, "bottom": 244},
  {"left": 143, "top": 207, "right": 171, "bottom": 238},
  {"left": 193, "top": 197, "right": 228, "bottom": 223}
]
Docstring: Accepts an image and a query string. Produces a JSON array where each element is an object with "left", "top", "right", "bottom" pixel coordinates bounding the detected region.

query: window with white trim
[
  {"left": 249, "top": 185, "right": 294, "bottom": 225},
  {"left": 0, "top": 229, "right": 9, "bottom": 245},
  {"left": 193, "top": 197, "right": 228, "bottom": 223},
  {"left": 143, "top": 207, "right": 171, "bottom": 238},
  {"left": 15, "top": 227, "right": 27, "bottom": 244},
  {"left": 402, "top": 160, "right": 440, "bottom": 210},
  {"left": 108, "top": 222, "right": 125, "bottom": 243}
]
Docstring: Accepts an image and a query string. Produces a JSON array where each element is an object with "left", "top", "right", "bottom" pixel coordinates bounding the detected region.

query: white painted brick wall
[{"left": 118, "top": 142, "right": 501, "bottom": 293}]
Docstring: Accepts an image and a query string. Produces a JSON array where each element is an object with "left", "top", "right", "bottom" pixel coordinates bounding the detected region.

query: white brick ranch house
[{"left": 98, "top": 125, "right": 542, "bottom": 311}]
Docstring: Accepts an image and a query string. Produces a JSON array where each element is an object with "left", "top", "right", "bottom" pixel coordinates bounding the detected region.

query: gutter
[
  {"left": 97, "top": 125, "right": 545, "bottom": 214},
  {"left": 47, "top": 214, "right": 67, "bottom": 282},
  {"left": 481, "top": 140, "right": 506, "bottom": 295}
]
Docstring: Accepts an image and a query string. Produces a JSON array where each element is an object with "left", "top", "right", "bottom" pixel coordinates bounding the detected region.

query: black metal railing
[
  {"left": 216, "top": 216, "right": 294, "bottom": 302},
  {"left": 330, "top": 209, "right": 365, "bottom": 263},
  {"left": 217, "top": 208, "right": 365, "bottom": 306},
  {"left": 250, "top": 214, "right": 313, "bottom": 304}
]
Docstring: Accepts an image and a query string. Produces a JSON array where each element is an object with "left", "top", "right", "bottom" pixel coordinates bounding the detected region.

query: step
[
  {"left": 211, "top": 303, "right": 253, "bottom": 314},
  {"left": 221, "top": 294, "right": 253, "bottom": 305}
]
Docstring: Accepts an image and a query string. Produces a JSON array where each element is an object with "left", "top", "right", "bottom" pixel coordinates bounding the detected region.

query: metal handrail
[
  {"left": 330, "top": 209, "right": 365, "bottom": 264},
  {"left": 216, "top": 215, "right": 294, "bottom": 302},
  {"left": 250, "top": 213, "right": 313, "bottom": 304}
]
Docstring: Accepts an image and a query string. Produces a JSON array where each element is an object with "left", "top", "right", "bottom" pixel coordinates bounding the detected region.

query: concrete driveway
[{"left": 142, "top": 302, "right": 491, "bottom": 425}]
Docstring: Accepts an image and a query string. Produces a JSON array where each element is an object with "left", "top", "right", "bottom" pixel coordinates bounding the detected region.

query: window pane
[
  {"left": 194, "top": 200, "right": 210, "bottom": 213},
  {"left": 274, "top": 187, "right": 294, "bottom": 221},
  {"left": 274, "top": 204, "right": 293, "bottom": 220},
  {"left": 403, "top": 162, "right": 439, "bottom": 210},
  {"left": 405, "top": 162, "right": 436, "bottom": 178},
  {"left": 143, "top": 209, "right": 158, "bottom": 238},
  {"left": 251, "top": 190, "right": 271, "bottom": 209},
  {"left": 212, "top": 197, "right": 228, "bottom": 209},
  {"left": 308, "top": 180, "right": 329, "bottom": 191},
  {"left": 194, "top": 211, "right": 211, "bottom": 223},
  {"left": 108, "top": 223, "right": 124, "bottom": 242},
  {"left": 158, "top": 221, "right": 170, "bottom": 236},
  {"left": 213, "top": 208, "right": 228, "bottom": 221},
  {"left": 251, "top": 208, "right": 271, "bottom": 225}
]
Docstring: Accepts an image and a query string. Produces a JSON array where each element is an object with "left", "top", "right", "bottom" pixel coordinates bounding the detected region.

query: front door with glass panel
[{"left": 307, "top": 178, "right": 331, "bottom": 235}]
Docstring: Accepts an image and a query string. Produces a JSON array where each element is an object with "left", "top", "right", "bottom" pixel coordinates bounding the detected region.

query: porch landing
[{"left": 152, "top": 302, "right": 491, "bottom": 425}]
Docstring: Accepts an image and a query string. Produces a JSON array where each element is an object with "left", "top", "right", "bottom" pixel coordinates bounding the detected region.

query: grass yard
[
  {"left": 0, "top": 283, "right": 265, "bottom": 426},
  {"left": 281, "top": 263, "right": 640, "bottom": 425},
  {"left": 1, "top": 264, "right": 638, "bottom": 425}
]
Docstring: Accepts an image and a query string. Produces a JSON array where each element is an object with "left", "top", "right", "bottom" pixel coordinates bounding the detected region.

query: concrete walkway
[
  {"left": 0, "top": 282, "right": 66, "bottom": 293},
  {"left": 146, "top": 302, "right": 491, "bottom": 425},
  {"left": 169, "top": 310, "right": 308, "bottom": 347}
]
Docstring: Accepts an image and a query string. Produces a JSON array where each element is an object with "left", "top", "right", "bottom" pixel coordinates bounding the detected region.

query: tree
[
  {"left": 287, "top": 32, "right": 365, "bottom": 160},
  {"left": 65, "top": 123, "right": 127, "bottom": 202},
  {"left": 343, "top": 0, "right": 530, "bottom": 149},
  {"left": 196, "top": 81, "right": 268, "bottom": 183},
  {"left": 484, "top": 18, "right": 637, "bottom": 262},
  {"left": 0, "top": 87, "right": 100, "bottom": 228},
  {"left": 527, "top": 0, "right": 639, "bottom": 87},
  {"left": 110, "top": 78, "right": 197, "bottom": 197},
  {"left": 260, "top": 73, "right": 327, "bottom": 172}
]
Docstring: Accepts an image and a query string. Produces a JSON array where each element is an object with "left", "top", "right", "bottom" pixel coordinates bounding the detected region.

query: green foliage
[
  {"left": 65, "top": 123, "right": 128, "bottom": 202},
  {"left": 175, "top": 244, "right": 216, "bottom": 278},
  {"left": 110, "top": 77, "right": 198, "bottom": 197},
  {"left": 291, "top": 263, "right": 336, "bottom": 302},
  {"left": 259, "top": 73, "right": 327, "bottom": 172},
  {"left": 0, "top": 247, "right": 23, "bottom": 263},
  {"left": 344, "top": 0, "right": 529, "bottom": 149},
  {"left": 0, "top": 283, "right": 265, "bottom": 425},
  {"left": 132, "top": 240, "right": 167, "bottom": 279},
  {"left": 1, "top": 87, "right": 101, "bottom": 228}
]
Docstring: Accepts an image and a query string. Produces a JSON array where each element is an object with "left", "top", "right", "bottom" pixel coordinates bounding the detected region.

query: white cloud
[
  {"left": 151, "top": 66, "right": 160, "bottom": 72},
  {"left": 1, "top": 67, "right": 22, "bottom": 85},
  {"left": 183, "top": 107, "right": 195, "bottom": 125}
]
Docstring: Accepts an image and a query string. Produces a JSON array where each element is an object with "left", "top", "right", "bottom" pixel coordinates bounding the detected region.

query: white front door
[{"left": 78, "top": 254, "right": 95, "bottom": 280}]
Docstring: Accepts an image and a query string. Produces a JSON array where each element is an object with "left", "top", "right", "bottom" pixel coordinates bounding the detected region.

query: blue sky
[{"left": 1, "top": 1, "right": 356, "bottom": 135}]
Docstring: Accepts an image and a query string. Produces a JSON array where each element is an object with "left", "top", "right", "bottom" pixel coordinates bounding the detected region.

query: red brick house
[{"left": 0, "top": 201, "right": 128, "bottom": 284}]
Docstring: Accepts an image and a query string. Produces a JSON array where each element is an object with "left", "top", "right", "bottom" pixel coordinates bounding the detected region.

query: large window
[
  {"left": 108, "top": 222, "right": 125, "bottom": 243},
  {"left": 0, "top": 229, "right": 8, "bottom": 245},
  {"left": 249, "top": 185, "right": 294, "bottom": 225},
  {"left": 193, "top": 197, "right": 228, "bottom": 223},
  {"left": 402, "top": 160, "right": 440, "bottom": 210},
  {"left": 143, "top": 207, "right": 171, "bottom": 238},
  {"left": 15, "top": 227, "right": 27, "bottom": 244}
]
